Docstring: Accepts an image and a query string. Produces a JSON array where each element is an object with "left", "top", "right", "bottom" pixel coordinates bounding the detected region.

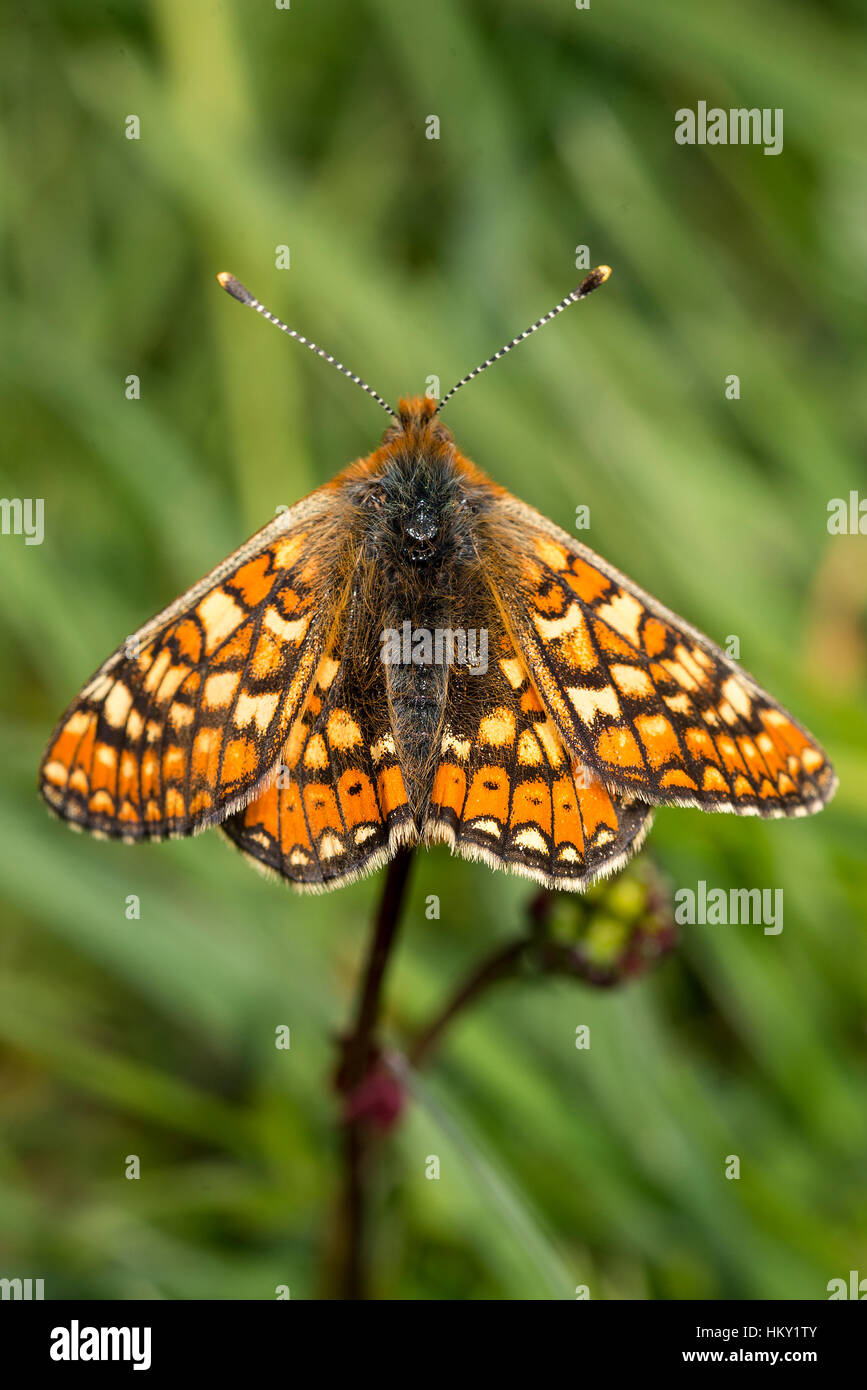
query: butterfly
[{"left": 40, "top": 267, "right": 836, "bottom": 893}]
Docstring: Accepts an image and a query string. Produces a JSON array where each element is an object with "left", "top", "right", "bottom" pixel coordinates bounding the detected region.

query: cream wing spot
[
  {"left": 263, "top": 607, "right": 310, "bottom": 645},
  {"left": 663, "top": 692, "right": 693, "bottom": 716},
  {"left": 194, "top": 728, "right": 218, "bottom": 761},
  {"left": 721, "top": 675, "right": 752, "bottom": 718},
  {"left": 673, "top": 644, "right": 709, "bottom": 688},
  {"left": 610, "top": 663, "right": 654, "bottom": 699},
  {"left": 304, "top": 734, "right": 328, "bottom": 770},
  {"left": 318, "top": 832, "right": 344, "bottom": 861},
  {"left": 103, "top": 683, "right": 134, "bottom": 728},
  {"left": 512, "top": 826, "right": 548, "bottom": 854},
  {"left": 441, "top": 730, "right": 471, "bottom": 761},
  {"left": 468, "top": 817, "right": 502, "bottom": 837},
  {"left": 517, "top": 730, "right": 544, "bottom": 766},
  {"left": 595, "top": 591, "right": 644, "bottom": 647},
  {"left": 536, "top": 721, "right": 565, "bottom": 767},
  {"left": 235, "top": 691, "right": 280, "bottom": 734},
  {"left": 478, "top": 708, "right": 516, "bottom": 747},
  {"left": 271, "top": 534, "right": 305, "bottom": 569},
  {"left": 567, "top": 684, "right": 622, "bottom": 725},
  {"left": 534, "top": 602, "right": 586, "bottom": 642},
  {"left": 534, "top": 536, "right": 569, "bottom": 570},
  {"left": 499, "top": 658, "right": 525, "bottom": 689},
  {"left": 326, "top": 709, "right": 363, "bottom": 751},
  {"left": 197, "top": 590, "right": 245, "bottom": 654},
  {"left": 170, "top": 702, "right": 194, "bottom": 730},
  {"left": 64, "top": 710, "right": 94, "bottom": 737},
  {"left": 662, "top": 659, "right": 699, "bottom": 693},
  {"left": 142, "top": 649, "right": 171, "bottom": 695},
  {"left": 371, "top": 733, "right": 397, "bottom": 764},
  {"left": 156, "top": 664, "right": 189, "bottom": 704},
  {"left": 315, "top": 655, "right": 340, "bottom": 691},
  {"left": 204, "top": 671, "right": 240, "bottom": 709}
]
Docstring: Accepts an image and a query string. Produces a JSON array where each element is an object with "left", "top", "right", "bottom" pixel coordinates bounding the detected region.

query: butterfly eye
[{"left": 363, "top": 485, "right": 387, "bottom": 512}]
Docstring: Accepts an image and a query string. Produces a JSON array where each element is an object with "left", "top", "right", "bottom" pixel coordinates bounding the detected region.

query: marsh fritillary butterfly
[{"left": 40, "top": 268, "right": 836, "bottom": 891}]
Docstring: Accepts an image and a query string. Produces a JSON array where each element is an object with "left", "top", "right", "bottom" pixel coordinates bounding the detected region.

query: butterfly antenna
[
  {"left": 217, "top": 273, "right": 400, "bottom": 424},
  {"left": 435, "top": 265, "right": 612, "bottom": 416}
]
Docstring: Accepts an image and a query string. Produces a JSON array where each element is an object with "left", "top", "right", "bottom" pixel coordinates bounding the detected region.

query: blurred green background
[{"left": 1, "top": 0, "right": 866, "bottom": 1301}]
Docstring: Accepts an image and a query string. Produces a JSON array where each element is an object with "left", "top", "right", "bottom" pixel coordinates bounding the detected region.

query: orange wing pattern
[
  {"left": 39, "top": 501, "right": 336, "bottom": 840},
  {"left": 222, "top": 632, "right": 415, "bottom": 891},
  {"left": 423, "top": 619, "right": 653, "bottom": 891},
  {"left": 487, "top": 498, "right": 837, "bottom": 818},
  {"left": 40, "top": 392, "right": 836, "bottom": 894}
]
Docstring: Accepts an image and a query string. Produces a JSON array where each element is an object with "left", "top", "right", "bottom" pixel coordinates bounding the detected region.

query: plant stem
[
  {"left": 408, "top": 937, "right": 527, "bottom": 1069},
  {"left": 406, "top": 889, "right": 555, "bottom": 1070},
  {"left": 337, "top": 1123, "right": 366, "bottom": 1301},
  {"left": 343, "top": 847, "right": 414, "bottom": 1090},
  {"left": 334, "top": 846, "right": 414, "bottom": 1299}
]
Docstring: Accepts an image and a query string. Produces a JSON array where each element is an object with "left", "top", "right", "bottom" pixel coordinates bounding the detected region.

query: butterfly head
[
  {"left": 361, "top": 398, "right": 463, "bottom": 566},
  {"left": 382, "top": 395, "right": 453, "bottom": 447}
]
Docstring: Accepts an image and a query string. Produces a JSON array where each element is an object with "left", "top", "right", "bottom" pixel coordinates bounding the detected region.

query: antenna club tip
[
  {"left": 571, "top": 265, "right": 613, "bottom": 301},
  {"left": 216, "top": 272, "right": 255, "bottom": 306}
]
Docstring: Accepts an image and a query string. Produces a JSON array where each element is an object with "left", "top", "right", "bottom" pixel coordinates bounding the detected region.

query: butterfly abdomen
[{"left": 344, "top": 428, "right": 488, "bottom": 819}]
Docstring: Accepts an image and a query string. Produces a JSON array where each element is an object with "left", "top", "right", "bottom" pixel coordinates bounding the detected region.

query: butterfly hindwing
[
  {"left": 222, "top": 624, "right": 416, "bottom": 890},
  {"left": 422, "top": 618, "right": 654, "bottom": 891},
  {"left": 39, "top": 495, "right": 339, "bottom": 840},
  {"left": 484, "top": 496, "right": 836, "bottom": 817}
]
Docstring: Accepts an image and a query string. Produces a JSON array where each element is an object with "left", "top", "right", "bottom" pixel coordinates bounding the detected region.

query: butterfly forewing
[
  {"left": 485, "top": 496, "right": 837, "bottom": 817},
  {"left": 40, "top": 496, "right": 339, "bottom": 839}
]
